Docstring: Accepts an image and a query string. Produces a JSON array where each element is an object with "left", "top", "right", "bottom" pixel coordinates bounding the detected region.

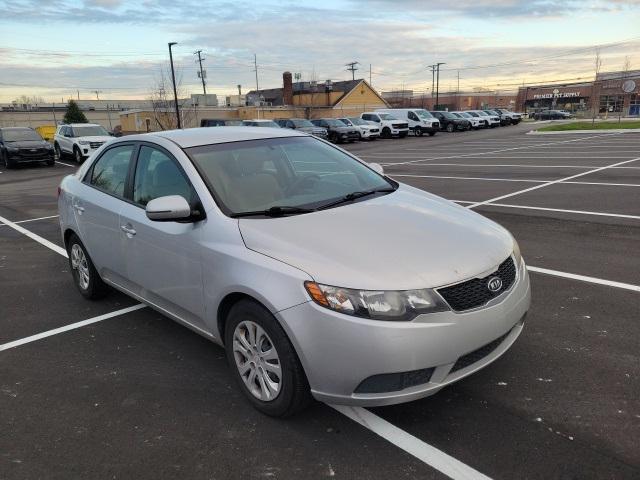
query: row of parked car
[{"left": 201, "top": 107, "right": 522, "bottom": 144}]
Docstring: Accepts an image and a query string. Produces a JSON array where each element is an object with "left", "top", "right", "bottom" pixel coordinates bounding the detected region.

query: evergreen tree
[{"left": 63, "top": 100, "right": 88, "bottom": 124}]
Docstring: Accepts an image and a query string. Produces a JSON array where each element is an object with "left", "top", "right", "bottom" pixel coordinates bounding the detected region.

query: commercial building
[{"left": 516, "top": 69, "right": 640, "bottom": 116}]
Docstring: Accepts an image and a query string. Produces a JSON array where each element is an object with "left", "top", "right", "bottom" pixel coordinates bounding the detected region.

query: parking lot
[{"left": 1, "top": 123, "right": 639, "bottom": 479}]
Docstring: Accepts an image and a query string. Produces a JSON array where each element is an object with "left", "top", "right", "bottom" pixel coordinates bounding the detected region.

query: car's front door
[
  {"left": 74, "top": 143, "right": 135, "bottom": 284},
  {"left": 118, "top": 143, "right": 206, "bottom": 328}
]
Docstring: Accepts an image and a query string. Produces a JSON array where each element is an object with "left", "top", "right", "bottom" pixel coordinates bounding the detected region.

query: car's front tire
[
  {"left": 381, "top": 127, "right": 391, "bottom": 138},
  {"left": 73, "top": 146, "right": 84, "bottom": 163},
  {"left": 67, "top": 233, "right": 108, "bottom": 299},
  {"left": 54, "top": 143, "right": 62, "bottom": 159},
  {"left": 446, "top": 123, "right": 454, "bottom": 133},
  {"left": 414, "top": 127, "right": 424, "bottom": 137},
  {"left": 225, "top": 299, "right": 311, "bottom": 417}
]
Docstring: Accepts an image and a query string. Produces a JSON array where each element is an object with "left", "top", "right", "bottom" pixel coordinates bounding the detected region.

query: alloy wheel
[
  {"left": 70, "top": 244, "right": 90, "bottom": 290},
  {"left": 232, "top": 320, "right": 282, "bottom": 402}
]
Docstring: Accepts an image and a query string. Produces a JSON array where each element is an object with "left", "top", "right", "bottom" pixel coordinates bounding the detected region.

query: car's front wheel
[
  {"left": 414, "top": 127, "right": 424, "bottom": 137},
  {"left": 67, "top": 234, "right": 108, "bottom": 299},
  {"left": 446, "top": 123, "right": 454, "bottom": 133},
  {"left": 225, "top": 299, "right": 311, "bottom": 417},
  {"left": 54, "top": 143, "right": 63, "bottom": 159},
  {"left": 73, "top": 146, "right": 84, "bottom": 163}
]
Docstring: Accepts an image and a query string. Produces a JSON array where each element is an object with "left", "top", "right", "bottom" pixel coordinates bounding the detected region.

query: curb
[{"left": 528, "top": 128, "right": 640, "bottom": 135}]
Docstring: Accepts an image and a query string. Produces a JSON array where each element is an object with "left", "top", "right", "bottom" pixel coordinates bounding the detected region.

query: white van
[
  {"left": 375, "top": 108, "right": 440, "bottom": 137},
  {"left": 360, "top": 112, "right": 409, "bottom": 138}
]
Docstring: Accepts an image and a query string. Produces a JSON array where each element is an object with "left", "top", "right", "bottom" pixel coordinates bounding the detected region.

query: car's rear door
[
  {"left": 74, "top": 143, "right": 136, "bottom": 284},
  {"left": 118, "top": 143, "right": 206, "bottom": 328}
]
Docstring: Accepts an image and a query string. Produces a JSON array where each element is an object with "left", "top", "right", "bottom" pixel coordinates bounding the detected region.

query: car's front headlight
[
  {"left": 304, "top": 281, "right": 449, "bottom": 321},
  {"left": 78, "top": 140, "right": 91, "bottom": 145}
]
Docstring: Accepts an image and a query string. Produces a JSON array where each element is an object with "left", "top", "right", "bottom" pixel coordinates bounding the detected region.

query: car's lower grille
[
  {"left": 437, "top": 257, "right": 516, "bottom": 312},
  {"left": 370, "top": 129, "right": 379, "bottom": 133},
  {"left": 450, "top": 330, "right": 511, "bottom": 373},
  {"left": 393, "top": 123, "right": 408, "bottom": 129},
  {"left": 355, "top": 367, "right": 435, "bottom": 394},
  {"left": 16, "top": 148, "right": 49, "bottom": 158},
  {"left": 89, "top": 141, "right": 105, "bottom": 149}
]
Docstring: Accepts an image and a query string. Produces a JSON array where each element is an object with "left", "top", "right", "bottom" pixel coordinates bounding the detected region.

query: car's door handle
[
  {"left": 73, "top": 204, "right": 85, "bottom": 213},
  {"left": 120, "top": 225, "right": 136, "bottom": 236}
]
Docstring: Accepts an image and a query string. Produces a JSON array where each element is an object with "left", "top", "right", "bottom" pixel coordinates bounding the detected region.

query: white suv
[
  {"left": 54, "top": 124, "right": 113, "bottom": 163},
  {"left": 337, "top": 117, "right": 380, "bottom": 140},
  {"left": 360, "top": 112, "right": 409, "bottom": 138}
]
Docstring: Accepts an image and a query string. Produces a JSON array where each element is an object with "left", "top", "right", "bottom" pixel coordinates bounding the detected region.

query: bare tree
[
  {"left": 148, "top": 67, "right": 195, "bottom": 131},
  {"left": 592, "top": 48, "right": 603, "bottom": 124},
  {"left": 12, "top": 95, "right": 45, "bottom": 108}
]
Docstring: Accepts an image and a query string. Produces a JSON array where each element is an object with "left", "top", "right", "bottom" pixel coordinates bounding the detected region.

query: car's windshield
[
  {"left": 72, "top": 125, "right": 109, "bottom": 137},
  {"left": 3, "top": 129, "right": 42, "bottom": 142},
  {"left": 416, "top": 109, "right": 434, "bottom": 119},
  {"left": 486, "top": 110, "right": 498, "bottom": 115},
  {"left": 457, "top": 112, "right": 472, "bottom": 118},
  {"left": 292, "top": 119, "right": 314, "bottom": 127},
  {"left": 476, "top": 111, "right": 489, "bottom": 116},
  {"left": 378, "top": 113, "right": 397, "bottom": 120},
  {"left": 450, "top": 113, "right": 462, "bottom": 118},
  {"left": 438, "top": 112, "right": 456, "bottom": 119},
  {"left": 324, "top": 119, "right": 346, "bottom": 127},
  {"left": 347, "top": 117, "right": 368, "bottom": 125},
  {"left": 338, "top": 119, "right": 352, "bottom": 126},
  {"left": 186, "top": 136, "right": 394, "bottom": 216},
  {"left": 245, "top": 121, "right": 280, "bottom": 128}
]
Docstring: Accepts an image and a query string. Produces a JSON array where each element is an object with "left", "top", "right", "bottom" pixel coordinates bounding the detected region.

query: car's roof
[
  {"left": 0, "top": 126, "right": 34, "bottom": 131},
  {"left": 145, "top": 126, "right": 305, "bottom": 148},
  {"left": 64, "top": 123, "right": 101, "bottom": 127}
]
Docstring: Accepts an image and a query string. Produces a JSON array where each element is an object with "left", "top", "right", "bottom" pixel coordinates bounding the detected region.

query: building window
[
  {"left": 599, "top": 95, "right": 623, "bottom": 113},
  {"left": 630, "top": 94, "right": 640, "bottom": 116}
]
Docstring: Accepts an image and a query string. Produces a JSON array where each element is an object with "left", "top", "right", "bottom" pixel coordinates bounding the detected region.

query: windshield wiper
[
  {"left": 317, "top": 187, "right": 396, "bottom": 211},
  {"left": 230, "top": 205, "right": 315, "bottom": 218}
]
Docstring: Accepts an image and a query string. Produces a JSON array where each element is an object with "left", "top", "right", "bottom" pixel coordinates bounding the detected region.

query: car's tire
[
  {"left": 225, "top": 299, "right": 311, "bottom": 417},
  {"left": 414, "top": 127, "right": 424, "bottom": 137},
  {"left": 66, "top": 233, "right": 108, "bottom": 300},
  {"left": 73, "top": 146, "right": 84, "bottom": 163},
  {"left": 54, "top": 143, "right": 62, "bottom": 159},
  {"left": 4, "top": 151, "right": 16, "bottom": 169},
  {"left": 329, "top": 132, "right": 338, "bottom": 143},
  {"left": 428, "top": 131, "right": 436, "bottom": 136},
  {"left": 381, "top": 127, "right": 391, "bottom": 138},
  {"left": 45, "top": 157, "right": 55, "bottom": 166},
  {"left": 446, "top": 123, "right": 454, "bottom": 133}
]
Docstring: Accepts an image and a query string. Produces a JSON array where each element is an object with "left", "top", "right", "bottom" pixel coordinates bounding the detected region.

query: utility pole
[
  {"left": 345, "top": 61, "right": 359, "bottom": 81},
  {"left": 168, "top": 42, "right": 181, "bottom": 129},
  {"left": 194, "top": 50, "right": 207, "bottom": 96},
  {"left": 253, "top": 53, "right": 260, "bottom": 117},
  {"left": 93, "top": 90, "right": 101, "bottom": 100},
  {"left": 435, "top": 62, "right": 445, "bottom": 110},
  {"left": 106, "top": 103, "right": 113, "bottom": 131},
  {"left": 429, "top": 65, "right": 436, "bottom": 108},
  {"left": 369, "top": 64, "right": 372, "bottom": 85},
  {"left": 457, "top": 70, "right": 460, "bottom": 110}
]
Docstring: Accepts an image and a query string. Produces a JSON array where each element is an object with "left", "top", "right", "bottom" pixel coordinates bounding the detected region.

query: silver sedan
[{"left": 58, "top": 127, "right": 530, "bottom": 416}]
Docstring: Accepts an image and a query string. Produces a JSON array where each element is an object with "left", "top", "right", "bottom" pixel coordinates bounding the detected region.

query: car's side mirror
[
  {"left": 146, "top": 195, "right": 192, "bottom": 221},
  {"left": 368, "top": 163, "right": 384, "bottom": 175}
]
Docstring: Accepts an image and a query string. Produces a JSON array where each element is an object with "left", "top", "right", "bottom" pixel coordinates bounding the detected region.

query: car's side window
[
  {"left": 408, "top": 112, "right": 419, "bottom": 121},
  {"left": 89, "top": 145, "right": 134, "bottom": 197},
  {"left": 133, "top": 146, "right": 197, "bottom": 207}
]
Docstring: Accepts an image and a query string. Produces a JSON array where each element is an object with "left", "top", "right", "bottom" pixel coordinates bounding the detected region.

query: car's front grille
[
  {"left": 89, "top": 141, "right": 105, "bottom": 149},
  {"left": 392, "top": 123, "right": 408, "bottom": 129},
  {"left": 450, "top": 329, "right": 511, "bottom": 373},
  {"left": 437, "top": 257, "right": 516, "bottom": 312},
  {"left": 370, "top": 128, "right": 379, "bottom": 133},
  {"left": 17, "top": 148, "right": 48, "bottom": 158}
]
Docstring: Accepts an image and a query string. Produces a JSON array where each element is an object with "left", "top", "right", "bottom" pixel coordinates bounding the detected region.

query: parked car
[
  {"left": 201, "top": 119, "right": 243, "bottom": 127},
  {"left": 242, "top": 119, "right": 282, "bottom": 128},
  {"left": 533, "top": 110, "right": 572, "bottom": 120},
  {"left": 451, "top": 112, "right": 483, "bottom": 130},
  {"left": 469, "top": 110, "right": 501, "bottom": 128},
  {"left": 374, "top": 108, "right": 439, "bottom": 137},
  {"left": 58, "top": 127, "right": 530, "bottom": 416},
  {"left": 337, "top": 117, "right": 380, "bottom": 140},
  {"left": 310, "top": 118, "right": 359, "bottom": 143},
  {"left": 54, "top": 123, "right": 113, "bottom": 163},
  {"left": 492, "top": 108, "right": 522, "bottom": 125},
  {"left": 430, "top": 111, "right": 471, "bottom": 132},
  {"left": 360, "top": 112, "right": 409, "bottom": 138},
  {"left": 0, "top": 127, "right": 55, "bottom": 168},
  {"left": 464, "top": 111, "right": 489, "bottom": 128},
  {"left": 275, "top": 118, "right": 328, "bottom": 139}
]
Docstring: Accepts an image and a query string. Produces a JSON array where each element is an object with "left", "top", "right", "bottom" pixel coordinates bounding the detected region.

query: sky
[{"left": 1, "top": 0, "right": 640, "bottom": 103}]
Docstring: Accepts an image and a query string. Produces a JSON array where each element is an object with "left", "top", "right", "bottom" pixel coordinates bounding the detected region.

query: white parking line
[
  {"left": 450, "top": 200, "right": 640, "bottom": 221},
  {"left": 55, "top": 160, "right": 76, "bottom": 167},
  {"left": 0, "top": 213, "right": 67, "bottom": 257},
  {"left": 465, "top": 157, "right": 640, "bottom": 209},
  {"left": 0, "top": 214, "right": 59, "bottom": 226},
  {"left": 387, "top": 163, "right": 640, "bottom": 170},
  {"left": 394, "top": 174, "right": 640, "bottom": 188},
  {"left": 527, "top": 267, "right": 640, "bottom": 293},
  {"left": 0, "top": 305, "right": 146, "bottom": 352},
  {"left": 332, "top": 405, "right": 491, "bottom": 480}
]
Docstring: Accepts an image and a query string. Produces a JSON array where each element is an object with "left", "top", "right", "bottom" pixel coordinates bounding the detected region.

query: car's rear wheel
[
  {"left": 225, "top": 299, "right": 311, "bottom": 417},
  {"left": 446, "top": 123, "right": 454, "bottom": 133},
  {"left": 67, "top": 234, "right": 108, "bottom": 299}
]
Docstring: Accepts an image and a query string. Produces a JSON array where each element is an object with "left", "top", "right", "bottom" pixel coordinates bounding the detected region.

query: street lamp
[
  {"left": 168, "top": 42, "right": 181, "bottom": 129},
  {"left": 435, "top": 62, "right": 446, "bottom": 110}
]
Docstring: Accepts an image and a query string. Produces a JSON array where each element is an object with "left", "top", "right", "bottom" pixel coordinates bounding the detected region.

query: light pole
[
  {"left": 168, "top": 42, "right": 181, "bottom": 129},
  {"left": 435, "top": 62, "right": 445, "bottom": 110}
]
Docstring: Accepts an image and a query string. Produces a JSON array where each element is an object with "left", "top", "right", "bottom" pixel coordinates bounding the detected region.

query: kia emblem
[{"left": 487, "top": 276, "right": 503, "bottom": 293}]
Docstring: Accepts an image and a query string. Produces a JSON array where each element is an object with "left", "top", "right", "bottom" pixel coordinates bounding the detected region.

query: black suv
[
  {"left": 430, "top": 112, "right": 471, "bottom": 132},
  {"left": 200, "top": 119, "right": 243, "bottom": 127},
  {"left": 275, "top": 118, "right": 329, "bottom": 139},
  {"left": 310, "top": 118, "right": 359, "bottom": 143},
  {"left": 0, "top": 127, "right": 55, "bottom": 168}
]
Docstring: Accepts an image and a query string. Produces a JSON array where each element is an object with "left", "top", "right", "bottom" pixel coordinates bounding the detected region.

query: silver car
[{"left": 58, "top": 127, "right": 530, "bottom": 416}]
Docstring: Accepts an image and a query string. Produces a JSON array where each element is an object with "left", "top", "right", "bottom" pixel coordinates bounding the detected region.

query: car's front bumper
[
  {"left": 7, "top": 149, "right": 54, "bottom": 162},
  {"left": 416, "top": 124, "right": 439, "bottom": 133},
  {"left": 277, "top": 258, "right": 531, "bottom": 406},
  {"left": 360, "top": 129, "right": 380, "bottom": 138}
]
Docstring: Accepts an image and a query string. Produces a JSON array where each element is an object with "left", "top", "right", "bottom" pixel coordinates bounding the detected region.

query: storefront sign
[{"left": 533, "top": 89, "right": 581, "bottom": 99}]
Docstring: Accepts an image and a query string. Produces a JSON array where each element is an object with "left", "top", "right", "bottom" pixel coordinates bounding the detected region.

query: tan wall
[
  {"left": 292, "top": 92, "right": 343, "bottom": 106},
  {"left": 0, "top": 110, "right": 121, "bottom": 131},
  {"left": 337, "top": 83, "right": 387, "bottom": 107}
]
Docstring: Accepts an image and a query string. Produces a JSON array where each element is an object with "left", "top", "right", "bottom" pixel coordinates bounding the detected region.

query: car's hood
[
  {"left": 239, "top": 185, "right": 514, "bottom": 290},
  {"left": 77, "top": 136, "right": 112, "bottom": 142},
  {"left": 6, "top": 140, "right": 50, "bottom": 149}
]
